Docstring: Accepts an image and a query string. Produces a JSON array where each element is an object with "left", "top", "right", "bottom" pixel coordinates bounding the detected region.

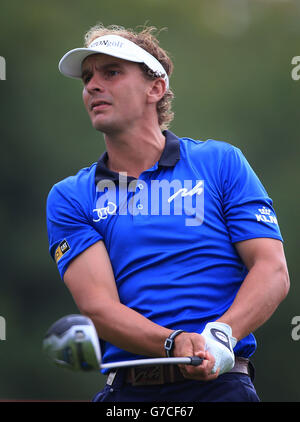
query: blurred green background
[{"left": 0, "top": 0, "right": 299, "bottom": 402}]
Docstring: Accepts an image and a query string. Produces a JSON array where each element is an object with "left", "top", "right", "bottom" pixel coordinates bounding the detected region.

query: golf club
[{"left": 43, "top": 314, "right": 203, "bottom": 371}]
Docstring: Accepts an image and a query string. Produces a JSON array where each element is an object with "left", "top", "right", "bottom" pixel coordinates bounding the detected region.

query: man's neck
[{"left": 103, "top": 126, "right": 166, "bottom": 179}]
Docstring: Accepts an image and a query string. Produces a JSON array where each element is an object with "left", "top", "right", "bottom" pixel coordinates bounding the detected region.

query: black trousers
[{"left": 92, "top": 370, "right": 260, "bottom": 402}]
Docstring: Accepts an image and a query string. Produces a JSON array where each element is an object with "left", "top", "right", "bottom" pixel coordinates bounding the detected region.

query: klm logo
[{"left": 255, "top": 207, "right": 278, "bottom": 225}]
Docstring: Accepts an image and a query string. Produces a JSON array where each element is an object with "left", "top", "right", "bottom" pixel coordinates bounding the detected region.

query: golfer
[{"left": 46, "top": 24, "right": 290, "bottom": 402}]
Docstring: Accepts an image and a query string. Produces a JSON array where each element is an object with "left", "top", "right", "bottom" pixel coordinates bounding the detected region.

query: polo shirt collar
[{"left": 95, "top": 130, "right": 180, "bottom": 184}]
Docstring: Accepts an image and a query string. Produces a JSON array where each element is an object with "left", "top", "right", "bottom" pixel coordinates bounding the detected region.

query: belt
[{"left": 108, "top": 357, "right": 253, "bottom": 387}]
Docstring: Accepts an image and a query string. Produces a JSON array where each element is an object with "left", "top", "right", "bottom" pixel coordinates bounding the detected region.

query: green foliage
[{"left": 1, "top": 0, "right": 299, "bottom": 402}]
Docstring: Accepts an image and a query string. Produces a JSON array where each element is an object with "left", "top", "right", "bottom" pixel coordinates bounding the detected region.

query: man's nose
[{"left": 86, "top": 74, "right": 105, "bottom": 93}]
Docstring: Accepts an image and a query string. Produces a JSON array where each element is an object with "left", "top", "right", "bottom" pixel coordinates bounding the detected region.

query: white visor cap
[{"left": 59, "top": 34, "right": 169, "bottom": 89}]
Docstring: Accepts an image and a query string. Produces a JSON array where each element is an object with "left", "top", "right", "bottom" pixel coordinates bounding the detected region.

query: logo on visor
[{"left": 90, "top": 39, "right": 124, "bottom": 49}]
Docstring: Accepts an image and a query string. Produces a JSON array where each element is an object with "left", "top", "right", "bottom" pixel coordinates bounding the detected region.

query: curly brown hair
[{"left": 84, "top": 23, "right": 175, "bottom": 131}]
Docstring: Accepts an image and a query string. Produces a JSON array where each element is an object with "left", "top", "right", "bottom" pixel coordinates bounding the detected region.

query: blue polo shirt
[{"left": 46, "top": 130, "right": 283, "bottom": 371}]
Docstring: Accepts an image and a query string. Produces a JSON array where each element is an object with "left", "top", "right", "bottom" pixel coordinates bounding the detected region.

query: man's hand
[
  {"left": 172, "top": 322, "right": 236, "bottom": 381},
  {"left": 172, "top": 332, "right": 219, "bottom": 381},
  {"left": 201, "top": 322, "right": 237, "bottom": 375}
]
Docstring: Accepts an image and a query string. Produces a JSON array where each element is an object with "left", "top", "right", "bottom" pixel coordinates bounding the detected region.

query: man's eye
[
  {"left": 83, "top": 75, "right": 92, "bottom": 84},
  {"left": 106, "top": 70, "right": 119, "bottom": 78}
]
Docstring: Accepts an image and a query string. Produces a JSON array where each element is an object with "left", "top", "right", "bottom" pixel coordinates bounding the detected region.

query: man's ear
[{"left": 146, "top": 78, "right": 167, "bottom": 104}]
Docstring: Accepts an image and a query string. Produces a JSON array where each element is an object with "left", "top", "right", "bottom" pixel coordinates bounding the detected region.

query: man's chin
[
  {"left": 91, "top": 119, "right": 121, "bottom": 135},
  {"left": 91, "top": 120, "right": 111, "bottom": 133}
]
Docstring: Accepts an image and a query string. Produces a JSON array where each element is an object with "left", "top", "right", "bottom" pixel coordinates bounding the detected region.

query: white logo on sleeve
[{"left": 255, "top": 206, "right": 278, "bottom": 225}]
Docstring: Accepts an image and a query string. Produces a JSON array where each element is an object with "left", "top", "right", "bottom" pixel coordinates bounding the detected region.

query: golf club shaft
[{"left": 100, "top": 356, "right": 203, "bottom": 369}]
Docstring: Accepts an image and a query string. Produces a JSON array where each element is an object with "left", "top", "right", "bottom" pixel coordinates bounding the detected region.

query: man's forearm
[
  {"left": 83, "top": 298, "right": 219, "bottom": 381},
  {"left": 81, "top": 299, "right": 173, "bottom": 358},
  {"left": 216, "top": 261, "right": 290, "bottom": 341},
  {"left": 82, "top": 260, "right": 289, "bottom": 358}
]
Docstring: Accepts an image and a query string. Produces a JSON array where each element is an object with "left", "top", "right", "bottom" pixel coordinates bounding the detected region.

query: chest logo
[
  {"left": 93, "top": 202, "right": 117, "bottom": 222},
  {"left": 167, "top": 181, "right": 204, "bottom": 203}
]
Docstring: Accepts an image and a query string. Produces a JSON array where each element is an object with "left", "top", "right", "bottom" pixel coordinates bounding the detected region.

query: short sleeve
[
  {"left": 46, "top": 182, "right": 103, "bottom": 279},
  {"left": 220, "top": 146, "right": 283, "bottom": 243}
]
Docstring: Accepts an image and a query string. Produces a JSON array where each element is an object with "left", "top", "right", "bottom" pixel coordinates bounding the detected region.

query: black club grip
[{"left": 189, "top": 356, "right": 204, "bottom": 366}]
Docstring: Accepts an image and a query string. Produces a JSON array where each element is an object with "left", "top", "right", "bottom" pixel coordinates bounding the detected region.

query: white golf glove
[{"left": 201, "top": 322, "right": 237, "bottom": 375}]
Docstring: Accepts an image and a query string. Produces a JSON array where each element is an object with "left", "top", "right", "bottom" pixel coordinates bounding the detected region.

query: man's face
[{"left": 82, "top": 53, "right": 152, "bottom": 134}]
